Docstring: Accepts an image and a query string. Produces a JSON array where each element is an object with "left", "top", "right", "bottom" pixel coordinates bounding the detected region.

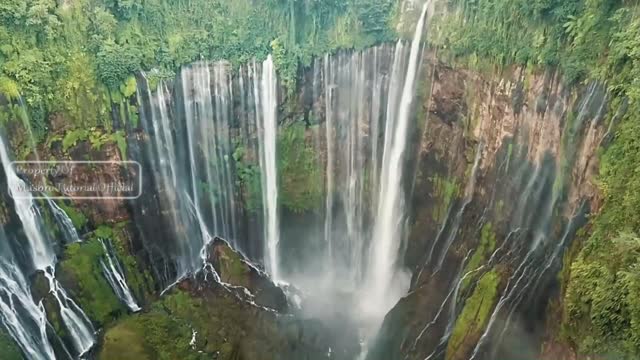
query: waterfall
[
  {"left": 46, "top": 198, "right": 81, "bottom": 243},
  {"left": 43, "top": 269, "right": 96, "bottom": 357},
  {"left": 323, "top": 54, "right": 335, "bottom": 270},
  {"left": 138, "top": 74, "right": 199, "bottom": 276},
  {"left": 0, "top": 141, "right": 54, "bottom": 270},
  {"left": 139, "top": 59, "right": 280, "bottom": 280},
  {"left": 0, "top": 232, "right": 57, "bottom": 360},
  {"left": 99, "top": 239, "right": 142, "bottom": 312},
  {"left": 363, "top": 0, "right": 429, "bottom": 316},
  {"left": 0, "top": 135, "right": 96, "bottom": 357},
  {"left": 322, "top": 48, "right": 391, "bottom": 286},
  {"left": 181, "top": 62, "right": 239, "bottom": 248},
  {"left": 256, "top": 56, "right": 280, "bottom": 281}
]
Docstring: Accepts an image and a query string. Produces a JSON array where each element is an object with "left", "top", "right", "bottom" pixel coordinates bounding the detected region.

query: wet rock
[{"left": 205, "top": 237, "right": 288, "bottom": 313}]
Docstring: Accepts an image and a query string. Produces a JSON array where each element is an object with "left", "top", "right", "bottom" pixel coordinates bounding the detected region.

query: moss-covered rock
[
  {"left": 100, "top": 273, "right": 336, "bottom": 360},
  {"left": 99, "top": 318, "right": 151, "bottom": 360},
  {"left": 58, "top": 239, "right": 125, "bottom": 325},
  {"left": 0, "top": 329, "right": 23, "bottom": 360},
  {"left": 56, "top": 201, "right": 88, "bottom": 231},
  {"left": 460, "top": 223, "right": 497, "bottom": 293},
  {"left": 446, "top": 269, "right": 500, "bottom": 360},
  {"left": 277, "top": 122, "right": 323, "bottom": 213},
  {"left": 207, "top": 238, "right": 288, "bottom": 312}
]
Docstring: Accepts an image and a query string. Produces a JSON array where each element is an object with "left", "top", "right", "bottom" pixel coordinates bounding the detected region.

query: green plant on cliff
[
  {"left": 233, "top": 144, "right": 263, "bottom": 212},
  {"left": 92, "top": 223, "right": 150, "bottom": 299},
  {"left": 431, "top": 175, "right": 459, "bottom": 223},
  {"left": 59, "top": 223, "right": 149, "bottom": 327},
  {"left": 461, "top": 223, "right": 497, "bottom": 293},
  {"left": 565, "top": 232, "right": 640, "bottom": 357},
  {"left": 561, "top": 8, "right": 640, "bottom": 358},
  {"left": 435, "top": 0, "right": 640, "bottom": 357},
  {"left": 56, "top": 200, "right": 88, "bottom": 230},
  {"left": 0, "top": 329, "right": 22, "bottom": 360},
  {"left": 447, "top": 269, "right": 500, "bottom": 360},
  {"left": 59, "top": 239, "right": 125, "bottom": 325},
  {"left": 100, "top": 289, "right": 282, "bottom": 360},
  {"left": 100, "top": 296, "right": 202, "bottom": 360},
  {"left": 0, "top": 0, "right": 399, "bottom": 144},
  {"left": 277, "top": 122, "right": 323, "bottom": 213}
]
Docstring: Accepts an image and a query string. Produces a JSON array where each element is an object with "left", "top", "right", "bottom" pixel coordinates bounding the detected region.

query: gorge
[{"left": 0, "top": 0, "right": 639, "bottom": 359}]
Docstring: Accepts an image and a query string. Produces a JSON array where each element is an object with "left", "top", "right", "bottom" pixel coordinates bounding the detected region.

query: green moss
[
  {"left": 216, "top": 244, "right": 250, "bottom": 287},
  {"left": 94, "top": 225, "right": 114, "bottom": 239},
  {"left": 0, "top": 328, "right": 23, "bottom": 360},
  {"left": 62, "top": 129, "right": 89, "bottom": 152},
  {"left": 447, "top": 269, "right": 500, "bottom": 360},
  {"left": 59, "top": 239, "right": 124, "bottom": 325},
  {"left": 91, "top": 223, "right": 150, "bottom": 303},
  {"left": 431, "top": 175, "right": 459, "bottom": 223},
  {"left": 120, "top": 77, "right": 137, "bottom": 98},
  {"left": 100, "top": 318, "right": 150, "bottom": 360},
  {"left": 57, "top": 201, "right": 88, "bottom": 230},
  {"left": 461, "top": 223, "right": 497, "bottom": 293},
  {"left": 100, "top": 293, "right": 206, "bottom": 360},
  {"left": 278, "top": 122, "right": 323, "bottom": 213}
]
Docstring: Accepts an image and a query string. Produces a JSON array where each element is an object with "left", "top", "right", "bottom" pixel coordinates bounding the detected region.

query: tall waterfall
[
  {"left": 256, "top": 56, "right": 281, "bottom": 281},
  {"left": 0, "top": 135, "right": 96, "bottom": 358},
  {"left": 0, "top": 230, "right": 57, "bottom": 360},
  {"left": 133, "top": 5, "right": 430, "bottom": 353},
  {"left": 363, "top": 2, "right": 429, "bottom": 315},
  {"left": 138, "top": 57, "right": 280, "bottom": 279}
]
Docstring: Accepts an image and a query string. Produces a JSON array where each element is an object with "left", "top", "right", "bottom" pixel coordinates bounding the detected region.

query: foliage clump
[
  {"left": 0, "top": 0, "right": 400, "bottom": 142},
  {"left": 446, "top": 269, "right": 500, "bottom": 360},
  {"left": 59, "top": 238, "right": 125, "bottom": 325},
  {"left": 460, "top": 223, "right": 497, "bottom": 293},
  {"left": 0, "top": 329, "right": 22, "bottom": 360},
  {"left": 277, "top": 122, "right": 323, "bottom": 213}
]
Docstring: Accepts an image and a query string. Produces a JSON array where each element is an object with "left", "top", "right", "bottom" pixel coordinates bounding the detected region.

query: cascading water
[
  {"left": 46, "top": 197, "right": 81, "bottom": 244},
  {"left": 43, "top": 270, "right": 96, "bottom": 357},
  {"left": 137, "top": 57, "right": 281, "bottom": 281},
  {"left": 361, "top": 0, "right": 430, "bottom": 323},
  {"left": 0, "top": 134, "right": 96, "bottom": 358},
  {"left": 99, "top": 239, "right": 141, "bottom": 312},
  {"left": 255, "top": 55, "right": 281, "bottom": 281},
  {"left": 0, "top": 229, "right": 57, "bottom": 360}
]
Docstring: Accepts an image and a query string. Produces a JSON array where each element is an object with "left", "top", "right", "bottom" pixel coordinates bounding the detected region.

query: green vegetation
[
  {"left": 58, "top": 223, "right": 149, "bottom": 326},
  {"left": 0, "top": 329, "right": 22, "bottom": 360},
  {"left": 61, "top": 128, "right": 128, "bottom": 159},
  {"left": 233, "top": 144, "right": 263, "bottom": 212},
  {"left": 431, "top": 175, "right": 458, "bottom": 223},
  {"left": 461, "top": 223, "right": 497, "bottom": 293},
  {"left": 56, "top": 200, "right": 88, "bottom": 230},
  {"left": 100, "top": 288, "right": 287, "bottom": 360},
  {"left": 215, "top": 242, "right": 251, "bottom": 286},
  {"left": 0, "top": 0, "right": 400, "bottom": 155},
  {"left": 565, "top": 232, "right": 640, "bottom": 357},
  {"left": 100, "top": 295, "right": 199, "bottom": 360},
  {"left": 277, "top": 122, "right": 323, "bottom": 213},
  {"left": 59, "top": 238, "right": 125, "bottom": 325},
  {"left": 446, "top": 269, "right": 500, "bottom": 360},
  {"left": 434, "top": 0, "right": 640, "bottom": 357},
  {"left": 92, "top": 223, "right": 150, "bottom": 300}
]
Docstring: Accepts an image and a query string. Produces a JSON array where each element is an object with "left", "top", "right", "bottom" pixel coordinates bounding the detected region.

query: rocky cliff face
[
  {"left": 0, "top": 41, "right": 611, "bottom": 359},
  {"left": 110, "top": 48, "right": 608, "bottom": 360},
  {"left": 367, "top": 58, "right": 608, "bottom": 360}
]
